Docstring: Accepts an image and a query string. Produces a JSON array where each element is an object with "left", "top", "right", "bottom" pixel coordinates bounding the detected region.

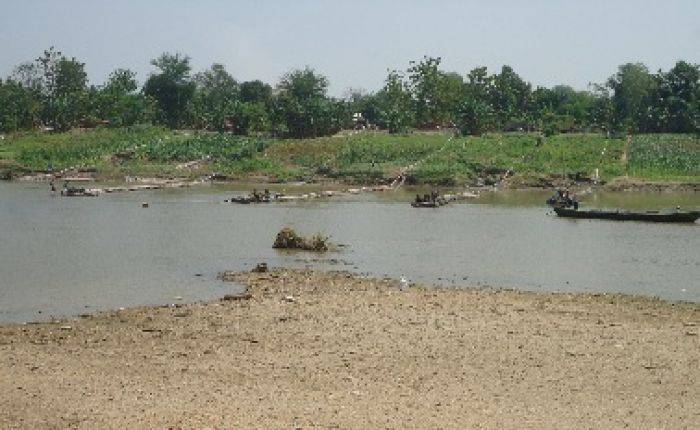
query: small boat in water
[
  {"left": 411, "top": 200, "right": 443, "bottom": 208},
  {"left": 227, "top": 189, "right": 273, "bottom": 204},
  {"left": 411, "top": 191, "right": 448, "bottom": 208},
  {"left": 227, "top": 196, "right": 253, "bottom": 204},
  {"left": 546, "top": 189, "right": 578, "bottom": 209},
  {"left": 61, "top": 187, "right": 99, "bottom": 197},
  {"left": 553, "top": 207, "right": 700, "bottom": 223}
]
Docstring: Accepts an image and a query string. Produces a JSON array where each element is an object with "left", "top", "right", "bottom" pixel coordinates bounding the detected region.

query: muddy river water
[{"left": 1, "top": 182, "right": 698, "bottom": 322}]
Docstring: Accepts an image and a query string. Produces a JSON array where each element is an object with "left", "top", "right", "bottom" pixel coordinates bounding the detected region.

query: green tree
[
  {"left": 455, "top": 66, "right": 494, "bottom": 135},
  {"left": 606, "top": 63, "right": 656, "bottom": 132},
  {"left": 439, "top": 72, "right": 465, "bottom": 126},
  {"left": 376, "top": 70, "right": 413, "bottom": 133},
  {"left": 274, "top": 67, "right": 340, "bottom": 138},
  {"left": 231, "top": 101, "right": 270, "bottom": 135},
  {"left": 51, "top": 57, "right": 89, "bottom": 130},
  {"left": 190, "top": 63, "right": 239, "bottom": 131},
  {"left": 647, "top": 61, "right": 699, "bottom": 132},
  {"left": 94, "top": 68, "right": 151, "bottom": 127},
  {"left": 32, "top": 47, "right": 88, "bottom": 130},
  {"left": 456, "top": 98, "right": 493, "bottom": 135},
  {"left": 10, "top": 62, "right": 43, "bottom": 91},
  {"left": 1, "top": 63, "right": 43, "bottom": 131},
  {"left": 531, "top": 85, "right": 596, "bottom": 133},
  {"left": 228, "top": 80, "right": 274, "bottom": 134},
  {"left": 344, "top": 88, "right": 382, "bottom": 128},
  {"left": 0, "top": 79, "right": 38, "bottom": 131},
  {"left": 240, "top": 80, "right": 273, "bottom": 105},
  {"left": 105, "top": 68, "right": 138, "bottom": 93},
  {"left": 489, "top": 65, "right": 532, "bottom": 130},
  {"left": 406, "top": 56, "right": 460, "bottom": 127},
  {"left": 143, "top": 53, "right": 196, "bottom": 128},
  {"left": 588, "top": 83, "right": 614, "bottom": 133}
]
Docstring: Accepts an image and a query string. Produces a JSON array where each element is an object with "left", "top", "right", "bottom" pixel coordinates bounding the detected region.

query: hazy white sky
[{"left": 1, "top": 0, "right": 698, "bottom": 95}]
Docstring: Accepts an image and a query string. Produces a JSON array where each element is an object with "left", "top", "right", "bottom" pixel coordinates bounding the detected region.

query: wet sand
[{"left": 1, "top": 268, "right": 698, "bottom": 429}]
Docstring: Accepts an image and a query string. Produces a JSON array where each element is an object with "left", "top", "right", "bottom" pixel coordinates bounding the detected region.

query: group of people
[
  {"left": 49, "top": 180, "right": 70, "bottom": 195},
  {"left": 250, "top": 188, "right": 272, "bottom": 202},
  {"left": 414, "top": 191, "right": 440, "bottom": 204},
  {"left": 547, "top": 188, "right": 579, "bottom": 209}
]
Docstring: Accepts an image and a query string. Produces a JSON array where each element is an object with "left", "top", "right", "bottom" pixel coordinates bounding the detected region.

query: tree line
[{"left": 0, "top": 48, "right": 697, "bottom": 137}]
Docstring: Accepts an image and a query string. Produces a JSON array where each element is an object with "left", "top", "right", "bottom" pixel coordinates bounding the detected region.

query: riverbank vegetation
[
  {"left": 1, "top": 126, "right": 697, "bottom": 185},
  {"left": 0, "top": 48, "right": 697, "bottom": 185}
]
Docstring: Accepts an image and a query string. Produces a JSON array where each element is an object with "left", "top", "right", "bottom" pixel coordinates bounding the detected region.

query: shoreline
[
  {"left": 5, "top": 171, "right": 700, "bottom": 193},
  {"left": 1, "top": 268, "right": 698, "bottom": 428}
]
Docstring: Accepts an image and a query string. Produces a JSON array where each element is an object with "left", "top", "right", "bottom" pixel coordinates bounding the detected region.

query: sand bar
[{"left": 1, "top": 269, "right": 698, "bottom": 429}]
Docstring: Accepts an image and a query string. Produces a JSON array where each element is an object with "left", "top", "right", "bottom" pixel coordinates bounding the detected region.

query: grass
[
  {"left": 408, "top": 133, "right": 627, "bottom": 185},
  {"left": 628, "top": 134, "right": 699, "bottom": 179},
  {"left": 1, "top": 125, "right": 288, "bottom": 180},
  {"left": 0, "top": 127, "right": 697, "bottom": 185}
]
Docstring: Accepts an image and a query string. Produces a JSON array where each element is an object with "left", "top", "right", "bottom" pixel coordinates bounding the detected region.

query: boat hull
[
  {"left": 411, "top": 202, "right": 440, "bottom": 208},
  {"left": 61, "top": 188, "right": 99, "bottom": 197},
  {"left": 554, "top": 208, "right": 700, "bottom": 223}
]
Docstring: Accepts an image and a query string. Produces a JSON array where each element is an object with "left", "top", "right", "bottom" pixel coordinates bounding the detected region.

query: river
[{"left": 1, "top": 181, "right": 698, "bottom": 322}]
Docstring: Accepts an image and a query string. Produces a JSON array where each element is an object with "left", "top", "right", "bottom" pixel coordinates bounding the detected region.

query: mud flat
[{"left": 0, "top": 269, "right": 698, "bottom": 428}]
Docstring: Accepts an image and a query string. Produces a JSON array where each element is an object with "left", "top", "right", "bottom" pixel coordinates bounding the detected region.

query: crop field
[
  {"left": 628, "top": 134, "right": 700, "bottom": 179},
  {"left": 1, "top": 127, "right": 697, "bottom": 185}
]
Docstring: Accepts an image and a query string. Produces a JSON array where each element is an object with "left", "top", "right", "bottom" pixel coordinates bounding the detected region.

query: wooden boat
[
  {"left": 227, "top": 194, "right": 272, "bottom": 204},
  {"left": 553, "top": 207, "right": 700, "bottom": 223},
  {"left": 411, "top": 201, "right": 441, "bottom": 208},
  {"left": 411, "top": 198, "right": 449, "bottom": 208},
  {"left": 227, "top": 196, "right": 253, "bottom": 204},
  {"left": 61, "top": 187, "right": 99, "bottom": 197}
]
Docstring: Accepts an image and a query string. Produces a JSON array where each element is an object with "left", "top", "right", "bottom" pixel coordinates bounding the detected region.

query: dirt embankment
[
  {"left": 4, "top": 163, "right": 698, "bottom": 193},
  {"left": 0, "top": 269, "right": 698, "bottom": 429},
  {"left": 603, "top": 177, "right": 700, "bottom": 192}
]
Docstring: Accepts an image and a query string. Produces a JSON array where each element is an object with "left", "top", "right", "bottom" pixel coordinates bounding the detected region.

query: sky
[{"left": 1, "top": 0, "right": 698, "bottom": 96}]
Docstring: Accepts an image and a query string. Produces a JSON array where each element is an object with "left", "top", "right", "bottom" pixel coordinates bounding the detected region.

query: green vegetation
[
  {"left": 5, "top": 127, "right": 693, "bottom": 186},
  {"left": 0, "top": 126, "right": 292, "bottom": 180},
  {"left": 1, "top": 49, "right": 697, "bottom": 139},
  {"left": 629, "top": 134, "right": 700, "bottom": 180}
]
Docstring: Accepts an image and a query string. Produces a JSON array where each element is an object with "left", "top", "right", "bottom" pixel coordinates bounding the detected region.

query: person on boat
[
  {"left": 568, "top": 191, "right": 579, "bottom": 209},
  {"left": 415, "top": 194, "right": 422, "bottom": 204}
]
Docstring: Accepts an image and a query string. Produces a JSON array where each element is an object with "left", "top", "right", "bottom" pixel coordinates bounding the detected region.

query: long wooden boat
[
  {"left": 226, "top": 195, "right": 272, "bottom": 204},
  {"left": 554, "top": 207, "right": 700, "bottom": 223},
  {"left": 61, "top": 187, "right": 99, "bottom": 197},
  {"left": 411, "top": 201, "right": 441, "bottom": 208},
  {"left": 411, "top": 198, "right": 449, "bottom": 208}
]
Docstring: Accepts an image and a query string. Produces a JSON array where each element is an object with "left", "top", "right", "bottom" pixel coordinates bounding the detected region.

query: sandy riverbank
[{"left": 1, "top": 268, "right": 698, "bottom": 428}]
